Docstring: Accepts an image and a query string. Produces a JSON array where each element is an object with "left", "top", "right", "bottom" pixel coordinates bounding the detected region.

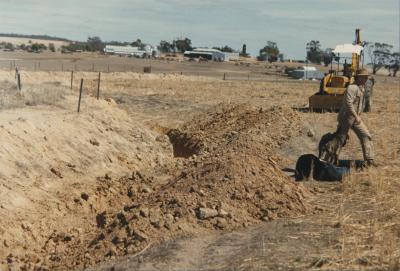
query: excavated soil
[
  {"left": 1, "top": 70, "right": 398, "bottom": 271},
  {"left": 4, "top": 103, "right": 310, "bottom": 270}
]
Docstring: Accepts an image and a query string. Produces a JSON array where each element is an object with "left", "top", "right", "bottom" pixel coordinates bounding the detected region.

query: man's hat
[{"left": 356, "top": 68, "right": 369, "bottom": 76}]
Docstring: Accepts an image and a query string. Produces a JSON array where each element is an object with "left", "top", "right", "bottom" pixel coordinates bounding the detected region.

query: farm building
[
  {"left": 104, "top": 45, "right": 156, "bottom": 57},
  {"left": 223, "top": 52, "right": 240, "bottom": 61},
  {"left": 184, "top": 48, "right": 239, "bottom": 62},
  {"left": 288, "top": 66, "right": 325, "bottom": 80}
]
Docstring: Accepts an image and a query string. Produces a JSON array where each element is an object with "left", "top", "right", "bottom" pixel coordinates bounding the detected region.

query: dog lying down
[{"left": 295, "top": 154, "right": 351, "bottom": 182}]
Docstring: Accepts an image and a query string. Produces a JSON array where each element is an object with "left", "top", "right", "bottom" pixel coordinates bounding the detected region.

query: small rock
[
  {"left": 105, "top": 247, "right": 117, "bottom": 257},
  {"left": 112, "top": 236, "right": 121, "bottom": 244},
  {"left": 21, "top": 222, "right": 32, "bottom": 231},
  {"left": 216, "top": 218, "right": 227, "bottom": 229},
  {"left": 81, "top": 192, "right": 89, "bottom": 201},
  {"left": 6, "top": 254, "right": 13, "bottom": 263},
  {"left": 149, "top": 216, "right": 161, "bottom": 228},
  {"left": 140, "top": 208, "right": 149, "bottom": 217},
  {"left": 140, "top": 185, "right": 152, "bottom": 193},
  {"left": 218, "top": 209, "right": 229, "bottom": 217},
  {"left": 117, "top": 212, "right": 128, "bottom": 226},
  {"left": 66, "top": 163, "right": 76, "bottom": 168},
  {"left": 165, "top": 213, "right": 174, "bottom": 222},
  {"left": 90, "top": 138, "right": 100, "bottom": 146},
  {"left": 197, "top": 208, "right": 219, "bottom": 220},
  {"left": 96, "top": 212, "right": 107, "bottom": 228},
  {"left": 307, "top": 129, "right": 315, "bottom": 137},
  {"left": 133, "top": 230, "right": 148, "bottom": 241},
  {"left": 105, "top": 98, "right": 116, "bottom": 105},
  {"left": 127, "top": 187, "right": 136, "bottom": 198}
]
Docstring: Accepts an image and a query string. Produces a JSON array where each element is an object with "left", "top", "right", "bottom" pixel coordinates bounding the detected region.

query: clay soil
[{"left": 0, "top": 68, "right": 398, "bottom": 271}]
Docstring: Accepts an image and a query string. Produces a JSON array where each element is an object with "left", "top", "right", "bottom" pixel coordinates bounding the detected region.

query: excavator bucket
[{"left": 309, "top": 94, "right": 343, "bottom": 112}]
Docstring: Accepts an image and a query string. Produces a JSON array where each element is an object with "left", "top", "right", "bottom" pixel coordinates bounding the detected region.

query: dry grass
[
  {"left": 330, "top": 161, "right": 400, "bottom": 270},
  {"left": 0, "top": 78, "right": 67, "bottom": 109}
]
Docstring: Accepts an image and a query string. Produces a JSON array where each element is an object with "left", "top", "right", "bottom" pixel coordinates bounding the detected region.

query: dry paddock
[{"left": 0, "top": 69, "right": 398, "bottom": 270}]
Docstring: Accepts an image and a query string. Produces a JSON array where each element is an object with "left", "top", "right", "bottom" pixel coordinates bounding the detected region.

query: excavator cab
[{"left": 309, "top": 29, "right": 366, "bottom": 112}]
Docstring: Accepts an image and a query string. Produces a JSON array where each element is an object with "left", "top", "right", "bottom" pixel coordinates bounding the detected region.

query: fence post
[
  {"left": 70, "top": 71, "right": 74, "bottom": 89},
  {"left": 17, "top": 73, "right": 22, "bottom": 91},
  {"left": 223, "top": 73, "right": 226, "bottom": 80},
  {"left": 97, "top": 72, "right": 101, "bottom": 100},
  {"left": 15, "top": 67, "right": 19, "bottom": 79},
  {"left": 77, "top": 79, "right": 83, "bottom": 113}
]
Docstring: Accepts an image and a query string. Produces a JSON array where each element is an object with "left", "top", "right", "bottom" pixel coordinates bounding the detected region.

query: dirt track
[{"left": 0, "top": 69, "right": 398, "bottom": 270}]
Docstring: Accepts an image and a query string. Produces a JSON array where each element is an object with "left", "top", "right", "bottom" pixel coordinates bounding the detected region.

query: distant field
[{"left": 0, "top": 36, "right": 70, "bottom": 49}]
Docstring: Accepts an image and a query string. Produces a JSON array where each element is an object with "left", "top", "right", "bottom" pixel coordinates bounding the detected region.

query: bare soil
[{"left": 0, "top": 68, "right": 398, "bottom": 271}]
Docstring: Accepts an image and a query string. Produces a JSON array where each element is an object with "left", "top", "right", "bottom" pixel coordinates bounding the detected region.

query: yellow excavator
[{"left": 309, "top": 29, "right": 370, "bottom": 112}]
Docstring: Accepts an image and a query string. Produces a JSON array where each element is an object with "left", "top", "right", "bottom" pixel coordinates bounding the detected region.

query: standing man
[{"left": 337, "top": 68, "right": 375, "bottom": 166}]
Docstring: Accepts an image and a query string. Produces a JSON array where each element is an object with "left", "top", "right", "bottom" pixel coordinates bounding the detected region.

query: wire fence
[{"left": 0, "top": 59, "right": 321, "bottom": 84}]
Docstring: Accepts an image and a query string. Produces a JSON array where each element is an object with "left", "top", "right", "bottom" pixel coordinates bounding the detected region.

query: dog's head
[{"left": 295, "top": 154, "right": 319, "bottom": 181}]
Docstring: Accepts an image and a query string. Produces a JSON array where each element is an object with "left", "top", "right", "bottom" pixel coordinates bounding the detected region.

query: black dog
[
  {"left": 295, "top": 154, "right": 348, "bottom": 182},
  {"left": 318, "top": 130, "right": 349, "bottom": 165}
]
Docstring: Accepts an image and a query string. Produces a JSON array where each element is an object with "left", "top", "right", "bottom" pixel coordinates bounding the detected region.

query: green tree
[
  {"left": 387, "top": 52, "right": 399, "bottom": 77},
  {"left": 158, "top": 40, "right": 174, "bottom": 53},
  {"left": 365, "top": 42, "right": 393, "bottom": 74},
  {"left": 212, "top": 45, "right": 236, "bottom": 53},
  {"left": 131, "top": 39, "right": 145, "bottom": 50},
  {"left": 86, "top": 36, "right": 104, "bottom": 52},
  {"left": 306, "top": 40, "right": 323, "bottom": 64},
  {"left": 4, "top": 42, "right": 14, "bottom": 51},
  {"left": 48, "top": 43, "right": 56, "bottom": 52},
  {"left": 30, "top": 43, "right": 47, "bottom": 52},
  {"left": 323, "top": 48, "right": 335, "bottom": 67},
  {"left": 240, "top": 44, "right": 249, "bottom": 57},
  {"left": 173, "top": 38, "right": 192, "bottom": 53},
  {"left": 259, "top": 41, "right": 280, "bottom": 62}
]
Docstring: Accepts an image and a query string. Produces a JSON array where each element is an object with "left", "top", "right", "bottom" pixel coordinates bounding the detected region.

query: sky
[{"left": 0, "top": 0, "right": 399, "bottom": 58}]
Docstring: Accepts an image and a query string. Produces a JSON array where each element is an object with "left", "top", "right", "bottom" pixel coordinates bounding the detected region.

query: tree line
[
  {"left": 0, "top": 41, "right": 56, "bottom": 52},
  {"left": 59, "top": 36, "right": 283, "bottom": 62}
]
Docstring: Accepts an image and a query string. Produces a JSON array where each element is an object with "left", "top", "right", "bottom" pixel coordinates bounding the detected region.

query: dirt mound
[{"left": 25, "top": 104, "right": 310, "bottom": 270}]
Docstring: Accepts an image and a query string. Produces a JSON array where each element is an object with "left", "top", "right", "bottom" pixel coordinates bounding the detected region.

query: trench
[{"left": 166, "top": 129, "right": 203, "bottom": 158}]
